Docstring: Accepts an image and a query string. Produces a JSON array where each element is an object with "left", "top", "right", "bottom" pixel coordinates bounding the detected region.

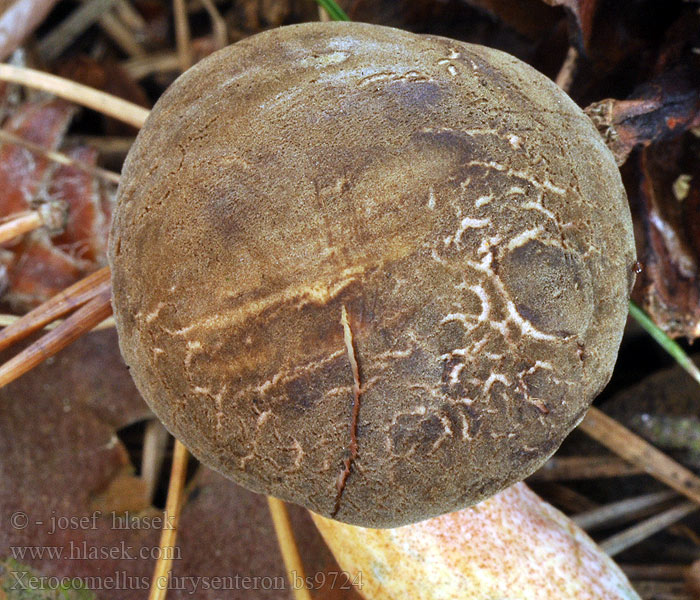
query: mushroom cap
[{"left": 109, "top": 21, "right": 636, "bottom": 528}]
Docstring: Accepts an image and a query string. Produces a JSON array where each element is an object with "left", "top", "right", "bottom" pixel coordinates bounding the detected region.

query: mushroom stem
[
  {"left": 0, "top": 280, "right": 112, "bottom": 388},
  {"left": 0, "top": 265, "right": 111, "bottom": 353},
  {"left": 149, "top": 438, "right": 189, "bottom": 600},
  {"left": 0, "top": 211, "right": 43, "bottom": 245}
]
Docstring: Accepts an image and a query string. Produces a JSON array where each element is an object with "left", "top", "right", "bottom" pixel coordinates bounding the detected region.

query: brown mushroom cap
[{"left": 109, "top": 21, "right": 636, "bottom": 528}]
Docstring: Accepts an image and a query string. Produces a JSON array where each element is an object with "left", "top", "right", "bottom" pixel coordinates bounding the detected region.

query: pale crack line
[{"left": 332, "top": 305, "right": 362, "bottom": 517}]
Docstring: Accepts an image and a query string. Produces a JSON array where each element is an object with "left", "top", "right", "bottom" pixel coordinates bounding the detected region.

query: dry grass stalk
[
  {"left": 0, "top": 266, "right": 110, "bottom": 353},
  {"left": 555, "top": 46, "right": 579, "bottom": 93},
  {"left": 574, "top": 490, "right": 678, "bottom": 531},
  {"left": 99, "top": 10, "right": 147, "bottom": 57},
  {"left": 199, "top": 0, "right": 227, "bottom": 49},
  {"left": 580, "top": 407, "right": 700, "bottom": 506},
  {"left": 0, "top": 281, "right": 112, "bottom": 388},
  {"left": 529, "top": 454, "right": 644, "bottom": 481},
  {"left": 142, "top": 420, "right": 170, "bottom": 504},
  {"left": 122, "top": 52, "right": 181, "bottom": 79},
  {"left": 0, "top": 64, "right": 149, "bottom": 128},
  {"left": 0, "top": 129, "right": 121, "bottom": 184},
  {"left": 0, "top": 313, "right": 115, "bottom": 331},
  {"left": 38, "top": 0, "right": 117, "bottom": 61},
  {"left": 0, "top": 210, "right": 43, "bottom": 244},
  {"left": 148, "top": 439, "right": 189, "bottom": 600},
  {"left": 173, "top": 0, "right": 193, "bottom": 71},
  {"left": 600, "top": 500, "right": 697, "bottom": 557},
  {"left": 267, "top": 497, "right": 313, "bottom": 600}
]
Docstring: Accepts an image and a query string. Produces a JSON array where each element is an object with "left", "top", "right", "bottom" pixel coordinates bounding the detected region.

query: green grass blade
[
  {"left": 629, "top": 300, "right": 700, "bottom": 386},
  {"left": 315, "top": 0, "right": 350, "bottom": 21}
]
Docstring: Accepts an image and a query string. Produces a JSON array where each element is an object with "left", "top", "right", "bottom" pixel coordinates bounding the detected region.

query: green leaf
[
  {"left": 629, "top": 300, "right": 700, "bottom": 386},
  {"left": 315, "top": 0, "right": 350, "bottom": 21}
]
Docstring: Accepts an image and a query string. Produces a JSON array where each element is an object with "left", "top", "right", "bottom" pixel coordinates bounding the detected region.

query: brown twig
[
  {"left": 0, "top": 282, "right": 112, "bottom": 388},
  {"left": 0, "top": 129, "right": 121, "bottom": 184},
  {"left": 99, "top": 11, "right": 147, "bottom": 57},
  {"left": 66, "top": 135, "right": 135, "bottom": 159},
  {"left": 122, "top": 53, "right": 181, "bottom": 80},
  {"left": 0, "top": 211, "right": 43, "bottom": 244},
  {"left": 149, "top": 439, "right": 189, "bottom": 600},
  {"left": 531, "top": 482, "right": 598, "bottom": 513},
  {"left": 529, "top": 454, "right": 643, "bottom": 481},
  {"left": 0, "top": 313, "right": 115, "bottom": 331},
  {"left": 580, "top": 407, "right": 700, "bottom": 506},
  {"left": 0, "top": 266, "right": 111, "bottom": 354},
  {"left": 573, "top": 490, "right": 678, "bottom": 531},
  {"left": 599, "top": 500, "right": 697, "bottom": 557},
  {"left": 199, "top": 0, "right": 227, "bottom": 50},
  {"left": 621, "top": 564, "right": 690, "bottom": 581},
  {"left": 555, "top": 46, "right": 579, "bottom": 94},
  {"left": 0, "top": 64, "right": 150, "bottom": 128},
  {"left": 173, "top": 0, "right": 193, "bottom": 71},
  {"left": 37, "top": 0, "right": 117, "bottom": 61},
  {"left": 267, "top": 498, "right": 313, "bottom": 600}
]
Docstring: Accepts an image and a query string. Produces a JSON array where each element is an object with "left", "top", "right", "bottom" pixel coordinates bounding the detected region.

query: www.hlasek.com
[
  {"left": 10, "top": 541, "right": 181, "bottom": 562},
  {"left": 8, "top": 570, "right": 363, "bottom": 593}
]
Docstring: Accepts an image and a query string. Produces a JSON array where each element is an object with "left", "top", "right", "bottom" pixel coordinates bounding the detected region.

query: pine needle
[{"left": 629, "top": 300, "right": 700, "bottom": 386}]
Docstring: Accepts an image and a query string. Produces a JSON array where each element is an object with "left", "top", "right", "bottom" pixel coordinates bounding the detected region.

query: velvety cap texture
[{"left": 109, "top": 21, "right": 636, "bottom": 527}]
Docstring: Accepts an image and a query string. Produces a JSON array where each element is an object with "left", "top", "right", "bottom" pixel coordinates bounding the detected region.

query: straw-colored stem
[
  {"left": 555, "top": 46, "right": 578, "bottom": 93},
  {"left": 529, "top": 454, "right": 643, "bottom": 481},
  {"left": 600, "top": 500, "right": 697, "bottom": 557},
  {"left": 0, "top": 64, "right": 149, "bottom": 128},
  {"left": 267, "top": 497, "right": 313, "bottom": 600},
  {"left": 149, "top": 439, "right": 189, "bottom": 600},
  {"left": 173, "top": 0, "right": 193, "bottom": 72},
  {"left": 580, "top": 407, "right": 700, "bottom": 506},
  {"left": 0, "top": 266, "right": 111, "bottom": 354},
  {"left": 573, "top": 490, "right": 678, "bottom": 531},
  {"left": 0, "top": 282, "right": 112, "bottom": 388},
  {"left": 99, "top": 11, "right": 147, "bottom": 57},
  {"left": 0, "top": 129, "right": 121, "bottom": 184},
  {"left": 199, "top": 0, "right": 227, "bottom": 50},
  {"left": 0, "top": 211, "right": 42, "bottom": 244},
  {"left": 142, "top": 420, "right": 170, "bottom": 504},
  {"left": 0, "top": 313, "right": 114, "bottom": 331}
]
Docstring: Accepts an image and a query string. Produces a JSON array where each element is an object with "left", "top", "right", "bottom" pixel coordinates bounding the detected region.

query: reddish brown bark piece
[
  {"left": 625, "top": 139, "right": 700, "bottom": 340},
  {"left": 50, "top": 146, "right": 111, "bottom": 262},
  {"left": 0, "top": 99, "right": 75, "bottom": 217},
  {"left": 586, "top": 66, "right": 700, "bottom": 167},
  {"left": 0, "top": 99, "right": 116, "bottom": 311}
]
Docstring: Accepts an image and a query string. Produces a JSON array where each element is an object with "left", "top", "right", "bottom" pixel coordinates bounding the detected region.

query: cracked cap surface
[{"left": 109, "top": 21, "right": 636, "bottom": 528}]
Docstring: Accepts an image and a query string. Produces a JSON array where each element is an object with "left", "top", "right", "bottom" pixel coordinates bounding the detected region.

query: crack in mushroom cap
[{"left": 109, "top": 21, "right": 636, "bottom": 528}]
